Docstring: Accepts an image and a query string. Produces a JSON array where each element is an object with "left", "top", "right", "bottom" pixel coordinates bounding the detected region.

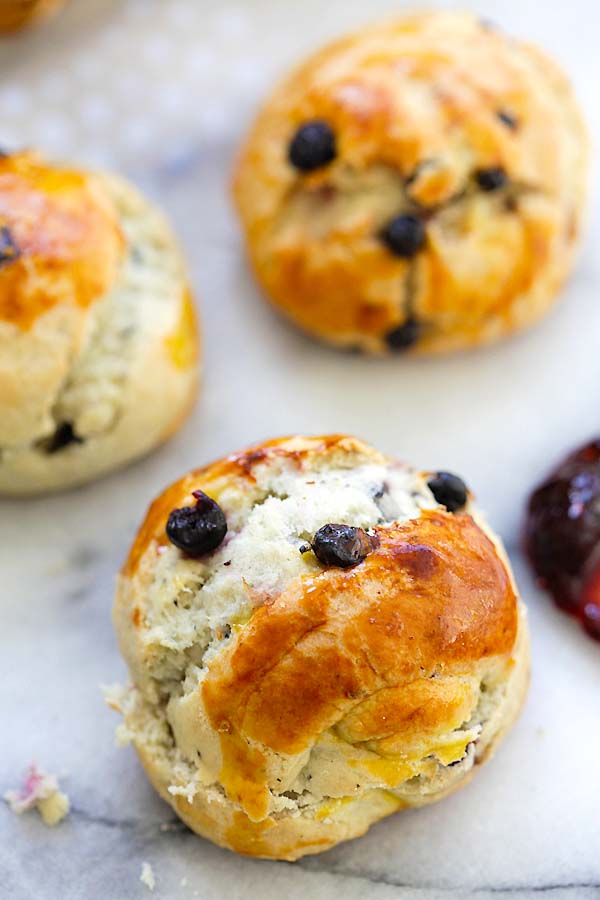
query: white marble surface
[{"left": 1, "top": 1, "right": 600, "bottom": 897}]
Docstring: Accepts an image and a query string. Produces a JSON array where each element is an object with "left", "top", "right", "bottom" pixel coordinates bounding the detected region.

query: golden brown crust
[
  {"left": 0, "top": 151, "right": 123, "bottom": 329},
  {"left": 132, "top": 604, "right": 529, "bottom": 860},
  {"left": 0, "top": 0, "right": 65, "bottom": 33},
  {"left": 0, "top": 160, "right": 200, "bottom": 494},
  {"left": 233, "top": 12, "right": 588, "bottom": 353},
  {"left": 201, "top": 510, "right": 516, "bottom": 818},
  {"left": 115, "top": 435, "right": 527, "bottom": 859},
  {"left": 136, "top": 738, "right": 406, "bottom": 860}
]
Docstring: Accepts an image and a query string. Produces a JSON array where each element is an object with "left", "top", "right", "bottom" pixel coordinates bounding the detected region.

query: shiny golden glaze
[
  {"left": 0, "top": 151, "right": 123, "bottom": 329},
  {"left": 201, "top": 510, "right": 516, "bottom": 819},
  {"left": 121, "top": 435, "right": 517, "bottom": 824},
  {"left": 164, "top": 287, "right": 200, "bottom": 370},
  {"left": 233, "top": 12, "right": 587, "bottom": 352},
  {"left": 118, "top": 436, "right": 527, "bottom": 859},
  {"left": 0, "top": 0, "right": 64, "bottom": 33}
]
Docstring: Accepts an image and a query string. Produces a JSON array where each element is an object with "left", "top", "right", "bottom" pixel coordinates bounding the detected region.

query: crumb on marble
[
  {"left": 4, "top": 764, "right": 70, "bottom": 826},
  {"left": 102, "top": 683, "right": 135, "bottom": 747},
  {"left": 140, "top": 861, "right": 156, "bottom": 892}
]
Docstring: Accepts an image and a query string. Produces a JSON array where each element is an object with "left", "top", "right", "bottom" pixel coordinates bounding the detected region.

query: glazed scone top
[
  {"left": 0, "top": 150, "right": 125, "bottom": 447},
  {"left": 116, "top": 436, "right": 519, "bottom": 826},
  {"left": 234, "top": 11, "right": 587, "bottom": 352},
  {"left": 0, "top": 150, "right": 123, "bottom": 328},
  {"left": 0, "top": 0, "right": 65, "bottom": 34}
]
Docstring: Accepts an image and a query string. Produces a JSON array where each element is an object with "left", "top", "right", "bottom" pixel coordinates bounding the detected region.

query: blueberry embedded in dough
[
  {"left": 427, "top": 472, "right": 468, "bottom": 513},
  {"left": 0, "top": 225, "right": 20, "bottom": 267},
  {"left": 380, "top": 214, "right": 426, "bottom": 258},
  {"left": 475, "top": 167, "right": 508, "bottom": 192},
  {"left": 311, "top": 523, "right": 375, "bottom": 568},
  {"left": 39, "top": 422, "right": 83, "bottom": 455},
  {"left": 288, "top": 121, "right": 337, "bottom": 172},
  {"left": 166, "top": 490, "right": 228, "bottom": 556},
  {"left": 497, "top": 109, "right": 519, "bottom": 130},
  {"left": 385, "top": 318, "right": 421, "bottom": 352}
]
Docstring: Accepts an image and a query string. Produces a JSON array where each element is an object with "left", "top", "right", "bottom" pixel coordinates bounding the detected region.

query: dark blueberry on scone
[
  {"left": 41, "top": 422, "right": 83, "bottom": 454},
  {"left": 166, "top": 490, "right": 227, "bottom": 556},
  {"left": 385, "top": 318, "right": 421, "bottom": 351},
  {"left": 0, "top": 149, "right": 199, "bottom": 496},
  {"left": 525, "top": 438, "right": 600, "bottom": 641},
  {"left": 380, "top": 215, "right": 426, "bottom": 258},
  {"left": 234, "top": 12, "right": 587, "bottom": 354},
  {"left": 497, "top": 109, "right": 518, "bottom": 129},
  {"left": 0, "top": 225, "right": 20, "bottom": 266},
  {"left": 311, "top": 523, "right": 374, "bottom": 568},
  {"left": 0, "top": 0, "right": 65, "bottom": 34},
  {"left": 475, "top": 167, "right": 508, "bottom": 191},
  {"left": 427, "top": 472, "right": 468, "bottom": 513},
  {"left": 112, "top": 435, "right": 529, "bottom": 861},
  {"left": 288, "top": 121, "right": 337, "bottom": 172}
]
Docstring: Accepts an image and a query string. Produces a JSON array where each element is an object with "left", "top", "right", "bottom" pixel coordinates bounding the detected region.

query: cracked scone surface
[
  {"left": 233, "top": 11, "right": 587, "bottom": 354},
  {"left": 0, "top": 150, "right": 199, "bottom": 495},
  {"left": 112, "top": 435, "right": 529, "bottom": 860}
]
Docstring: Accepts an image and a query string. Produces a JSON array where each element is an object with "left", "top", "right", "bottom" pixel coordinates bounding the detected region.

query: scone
[
  {"left": 111, "top": 435, "right": 529, "bottom": 860},
  {"left": 0, "top": 0, "right": 65, "bottom": 33},
  {"left": 0, "top": 150, "right": 199, "bottom": 495},
  {"left": 233, "top": 12, "right": 587, "bottom": 354}
]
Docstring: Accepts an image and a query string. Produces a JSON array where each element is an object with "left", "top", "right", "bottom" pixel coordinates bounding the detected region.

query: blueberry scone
[
  {"left": 111, "top": 435, "right": 529, "bottom": 860},
  {"left": 0, "top": 0, "right": 65, "bottom": 32},
  {"left": 233, "top": 12, "right": 587, "bottom": 354},
  {"left": 0, "top": 150, "right": 199, "bottom": 495}
]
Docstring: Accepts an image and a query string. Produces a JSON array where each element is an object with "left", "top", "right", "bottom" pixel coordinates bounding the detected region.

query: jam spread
[{"left": 525, "top": 439, "right": 600, "bottom": 641}]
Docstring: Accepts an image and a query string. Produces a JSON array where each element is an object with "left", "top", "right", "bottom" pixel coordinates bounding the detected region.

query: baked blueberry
[
  {"left": 42, "top": 422, "right": 83, "bottom": 454},
  {"left": 0, "top": 225, "right": 20, "bottom": 267},
  {"left": 475, "top": 167, "right": 508, "bottom": 191},
  {"left": 288, "top": 121, "right": 336, "bottom": 172},
  {"left": 166, "top": 490, "right": 227, "bottom": 556},
  {"left": 497, "top": 109, "right": 518, "bottom": 130},
  {"left": 380, "top": 214, "right": 426, "bottom": 258},
  {"left": 385, "top": 318, "right": 420, "bottom": 351},
  {"left": 312, "top": 523, "right": 373, "bottom": 568},
  {"left": 427, "top": 472, "right": 468, "bottom": 512}
]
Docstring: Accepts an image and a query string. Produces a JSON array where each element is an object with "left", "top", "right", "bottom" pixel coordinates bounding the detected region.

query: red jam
[{"left": 524, "top": 439, "right": 600, "bottom": 642}]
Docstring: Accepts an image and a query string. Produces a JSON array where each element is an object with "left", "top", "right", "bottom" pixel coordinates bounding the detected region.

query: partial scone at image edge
[
  {"left": 0, "top": 150, "right": 200, "bottom": 496},
  {"left": 233, "top": 10, "right": 588, "bottom": 355},
  {"left": 110, "top": 434, "right": 529, "bottom": 861},
  {"left": 0, "top": 0, "right": 65, "bottom": 33}
]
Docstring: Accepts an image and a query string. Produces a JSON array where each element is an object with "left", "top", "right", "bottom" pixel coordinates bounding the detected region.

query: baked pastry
[
  {"left": 0, "top": 150, "right": 199, "bottom": 495},
  {"left": 112, "top": 434, "right": 529, "bottom": 860},
  {"left": 233, "top": 12, "right": 587, "bottom": 354},
  {"left": 0, "top": 0, "right": 65, "bottom": 33}
]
